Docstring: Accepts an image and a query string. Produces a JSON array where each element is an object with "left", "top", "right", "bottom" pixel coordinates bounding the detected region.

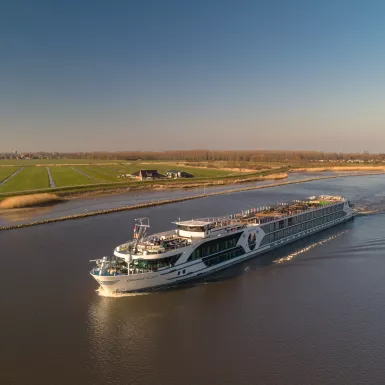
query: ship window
[
  {"left": 137, "top": 253, "right": 182, "bottom": 271},
  {"left": 273, "top": 222, "right": 278, "bottom": 231},
  {"left": 178, "top": 225, "right": 206, "bottom": 232},
  {"left": 202, "top": 246, "right": 245, "bottom": 267},
  {"left": 187, "top": 232, "right": 242, "bottom": 262}
]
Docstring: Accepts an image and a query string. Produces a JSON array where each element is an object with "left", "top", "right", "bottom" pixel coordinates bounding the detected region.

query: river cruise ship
[{"left": 90, "top": 195, "right": 355, "bottom": 294}]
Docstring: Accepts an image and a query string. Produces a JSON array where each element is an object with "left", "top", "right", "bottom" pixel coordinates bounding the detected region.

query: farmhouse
[
  {"left": 131, "top": 170, "right": 166, "bottom": 181},
  {"left": 166, "top": 170, "right": 194, "bottom": 179}
]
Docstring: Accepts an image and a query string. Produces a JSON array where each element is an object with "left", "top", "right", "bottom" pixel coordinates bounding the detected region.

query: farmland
[
  {"left": 0, "top": 167, "right": 50, "bottom": 193},
  {"left": 49, "top": 167, "right": 95, "bottom": 187},
  {"left": 0, "top": 167, "right": 20, "bottom": 184},
  {"left": 0, "top": 160, "right": 281, "bottom": 197},
  {"left": 74, "top": 166, "right": 120, "bottom": 182},
  {"left": 97, "top": 163, "right": 235, "bottom": 178}
]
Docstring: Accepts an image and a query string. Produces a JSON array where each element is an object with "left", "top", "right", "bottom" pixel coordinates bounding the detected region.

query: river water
[{"left": 1, "top": 174, "right": 385, "bottom": 384}]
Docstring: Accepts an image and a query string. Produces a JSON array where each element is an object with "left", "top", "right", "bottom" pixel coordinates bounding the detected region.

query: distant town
[
  {"left": 1, "top": 151, "right": 62, "bottom": 160},
  {"left": 1, "top": 149, "right": 384, "bottom": 164}
]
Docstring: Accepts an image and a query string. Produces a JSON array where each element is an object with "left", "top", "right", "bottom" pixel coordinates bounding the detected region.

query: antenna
[{"left": 133, "top": 217, "right": 150, "bottom": 253}]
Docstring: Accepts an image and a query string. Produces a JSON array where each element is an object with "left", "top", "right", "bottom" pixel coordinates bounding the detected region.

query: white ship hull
[{"left": 92, "top": 197, "right": 355, "bottom": 294}]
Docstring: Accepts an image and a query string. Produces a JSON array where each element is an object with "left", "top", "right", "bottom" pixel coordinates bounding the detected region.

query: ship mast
[{"left": 133, "top": 217, "right": 150, "bottom": 254}]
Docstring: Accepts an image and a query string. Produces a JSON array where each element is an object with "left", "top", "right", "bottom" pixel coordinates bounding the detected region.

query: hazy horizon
[{"left": 1, "top": 1, "right": 385, "bottom": 153}]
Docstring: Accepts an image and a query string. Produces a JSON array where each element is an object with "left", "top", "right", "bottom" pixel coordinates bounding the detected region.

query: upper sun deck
[{"left": 175, "top": 195, "right": 345, "bottom": 228}]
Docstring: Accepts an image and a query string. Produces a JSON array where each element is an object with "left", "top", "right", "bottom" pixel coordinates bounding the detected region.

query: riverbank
[
  {"left": 293, "top": 166, "right": 385, "bottom": 172},
  {"left": 2, "top": 161, "right": 385, "bottom": 200},
  {"left": 1, "top": 171, "right": 384, "bottom": 231},
  {"left": 0, "top": 169, "right": 289, "bottom": 201}
]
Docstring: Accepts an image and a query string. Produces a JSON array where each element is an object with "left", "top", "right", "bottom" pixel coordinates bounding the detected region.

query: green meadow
[
  {"left": 0, "top": 161, "right": 247, "bottom": 196},
  {"left": 0, "top": 167, "right": 20, "bottom": 183},
  {"left": 0, "top": 167, "right": 49, "bottom": 193},
  {"left": 74, "top": 166, "right": 120, "bottom": 182},
  {"left": 49, "top": 167, "right": 95, "bottom": 187}
]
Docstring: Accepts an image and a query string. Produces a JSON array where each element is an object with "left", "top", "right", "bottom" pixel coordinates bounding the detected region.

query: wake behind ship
[{"left": 90, "top": 195, "right": 355, "bottom": 294}]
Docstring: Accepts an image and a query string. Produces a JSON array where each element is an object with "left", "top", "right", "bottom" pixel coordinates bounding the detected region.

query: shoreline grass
[{"left": 0, "top": 193, "right": 61, "bottom": 209}]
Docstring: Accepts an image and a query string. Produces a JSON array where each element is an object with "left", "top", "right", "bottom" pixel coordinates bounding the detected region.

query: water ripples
[{"left": 273, "top": 230, "right": 348, "bottom": 264}]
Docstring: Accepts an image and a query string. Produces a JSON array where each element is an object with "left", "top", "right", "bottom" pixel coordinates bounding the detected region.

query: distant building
[
  {"left": 118, "top": 173, "right": 132, "bottom": 179},
  {"left": 131, "top": 170, "right": 166, "bottom": 181},
  {"left": 166, "top": 170, "right": 194, "bottom": 179}
]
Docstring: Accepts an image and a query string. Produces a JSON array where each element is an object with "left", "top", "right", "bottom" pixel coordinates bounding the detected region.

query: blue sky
[{"left": 1, "top": 0, "right": 385, "bottom": 152}]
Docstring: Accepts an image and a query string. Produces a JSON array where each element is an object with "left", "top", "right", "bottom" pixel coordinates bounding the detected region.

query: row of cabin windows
[
  {"left": 268, "top": 203, "right": 344, "bottom": 233},
  {"left": 188, "top": 233, "right": 242, "bottom": 262},
  {"left": 268, "top": 211, "right": 346, "bottom": 243},
  {"left": 203, "top": 247, "right": 245, "bottom": 267},
  {"left": 178, "top": 225, "right": 206, "bottom": 232},
  {"left": 130, "top": 253, "right": 182, "bottom": 271}
]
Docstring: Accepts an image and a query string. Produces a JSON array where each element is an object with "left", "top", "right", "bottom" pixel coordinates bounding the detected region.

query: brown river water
[{"left": 1, "top": 174, "right": 385, "bottom": 384}]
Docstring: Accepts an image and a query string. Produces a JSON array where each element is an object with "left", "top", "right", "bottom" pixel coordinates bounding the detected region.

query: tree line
[{"left": 58, "top": 150, "right": 385, "bottom": 163}]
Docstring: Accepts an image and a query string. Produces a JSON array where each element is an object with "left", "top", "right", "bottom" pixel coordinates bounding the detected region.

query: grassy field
[
  {"left": 1, "top": 158, "right": 383, "bottom": 197},
  {"left": 0, "top": 162, "right": 235, "bottom": 194},
  {"left": 0, "top": 167, "right": 20, "bottom": 183},
  {"left": 0, "top": 167, "right": 49, "bottom": 193},
  {"left": 98, "top": 163, "right": 235, "bottom": 178},
  {"left": 74, "top": 166, "right": 120, "bottom": 183},
  {"left": 49, "top": 167, "right": 96, "bottom": 187},
  {"left": 154, "top": 164, "right": 234, "bottom": 177}
]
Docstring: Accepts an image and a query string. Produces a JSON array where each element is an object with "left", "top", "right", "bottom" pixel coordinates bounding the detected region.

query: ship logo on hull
[{"left": 248, "top": 232, "right": 257, "bottom": 250}]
